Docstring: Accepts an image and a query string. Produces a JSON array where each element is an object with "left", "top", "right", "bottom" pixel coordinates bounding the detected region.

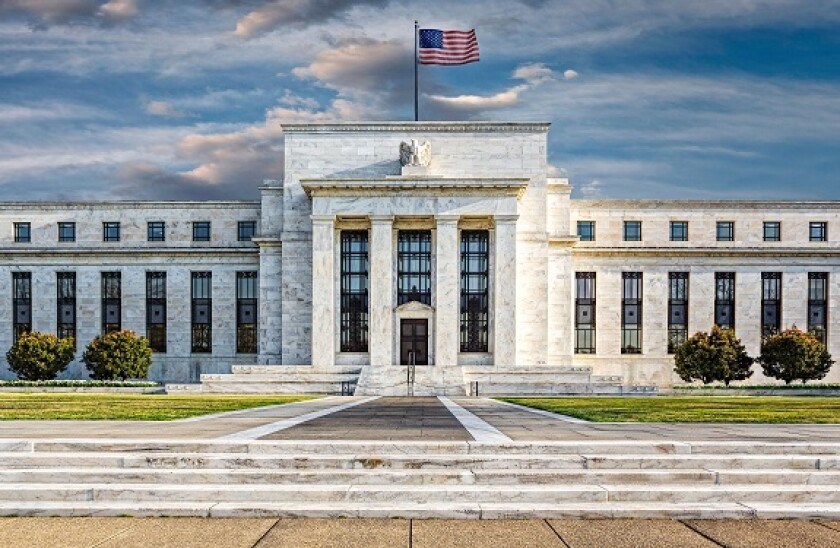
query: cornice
[
  {"left": 282, "top": 121, "right": 550, "bottom": 134},
  {"left": 300, "top": 177, "right": 529, "bottom": 199},
  {"left": 572, "top": 247, "right": 840, "bottom": 258},
  {"left": 0, "top": 201, "right": 260, "bottom": 211},
  {"left": 572, "top": 199, "right": 840, "bottom": 210},
  {"left": 0, "top": 247, "right": 259, "bottom": 258}
]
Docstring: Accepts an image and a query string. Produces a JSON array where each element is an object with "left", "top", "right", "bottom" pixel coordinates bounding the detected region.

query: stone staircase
[
  {"left": 166, "top": 366, "right": 362, "bottom": 394},
  {"left": 461, "top": 366, "right": 657, "bottom": 396},
  {"left": 2, "top": 439, "right": 840, "bottom": 518},
  {"left": 354, "top": 365, "right": 466, "bottom": 396}
]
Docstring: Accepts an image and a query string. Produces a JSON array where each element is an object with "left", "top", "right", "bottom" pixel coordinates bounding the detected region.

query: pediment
[{"left": 395, "top": 301, "right": 435, "bottom": 313}]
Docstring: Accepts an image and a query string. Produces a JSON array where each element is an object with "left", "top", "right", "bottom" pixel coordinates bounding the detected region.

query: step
[
  {"left": 230, "top": 365, "right": 362, "bottom": 375},
  {"left": 199, "top": 382, "right": 351, "bottom": 394},
  {"left": 200, "top": 374, "right": 359, "bottom": 383}
]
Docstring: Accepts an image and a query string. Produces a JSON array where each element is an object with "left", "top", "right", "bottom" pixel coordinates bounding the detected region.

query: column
[
  {"left": 435, "top": 216, "right": 459, "bottom": 367},
  {"left": 369, "top": 216, "right": 394, "bottom": 366},
  {"left": 311, "top": 215, "right": 336, "bottom": 367},
  {"left": 494, "top": 215, "right": 518, "bottom": 366},
  {"left": 256, "top": 239, "right": 282, "bottom": 364}
]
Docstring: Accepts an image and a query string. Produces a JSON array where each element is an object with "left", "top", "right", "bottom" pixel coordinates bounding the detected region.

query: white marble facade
[{"left": 1, "top": 122, "right": 840, "bottom": 388}]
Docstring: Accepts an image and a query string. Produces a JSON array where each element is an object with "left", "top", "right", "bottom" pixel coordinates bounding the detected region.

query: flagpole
[{"left": 414, "top": 20, "right": 419, "bottom": 122}]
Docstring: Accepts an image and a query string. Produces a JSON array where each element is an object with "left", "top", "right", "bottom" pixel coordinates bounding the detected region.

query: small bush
[
  {"left": 759, "top": 327, "right": 834, "bottom": 384},
  {"left": 82, "top": 330, "right": 152, "bottom": 381},
  {"left": 6, "top": 332, "right": 76, "bottom": 381},
  {"left": 674, "top": 325, "right": 754, "bottom": 386}
]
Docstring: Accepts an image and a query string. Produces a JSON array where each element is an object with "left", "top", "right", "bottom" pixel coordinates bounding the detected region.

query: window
[
  {"left": 575, "top": 272, "right": 596, "bottom": 354},
  {"left": 668, "top": 273, "right": 689, "bottom": 353},
  {"left": 12, "top": 272, "right": 31, "bottom": 341},
  {"left": 460, "top": 230, "right": 489, "bottom": 352},
  {"left": 621, "top": 272, "right": 642, "bottom": 354},
  {"left": 101, "top": 272, "right": 121, "bottom": 333},
  {"left": 715, "top": 272, "right": 735, "bottom": 330},
  {"left": 147, "top": 222, "right": 165, "bottom": 242},
  {"left": 763, "top": 221, "right": 781, "bottom": 242},
  {"left": 397, "top": 230, "right": 432, "bottom": 305},
  {"left": 57, "top": 272, "right": 76, "bottom": 348},
  {"left": 192, "top": 222, "right": 211, "bottom": 242},
  {"left": 58, "top": 222, "right": 75, "bottom": 242},
  {"left": 191, "top": 272, "right": 212, "bottom": 352},
  {"left": 761, "top": 272, "right": 782, "bottom": 339},
  {"left": 810, "top": 222, "right": 827, "bottom": 242},
  {"left": 716, "top": 221, "right": 734, "bottom": 242},
  {"left": 577, "top": 221, "right": 595, "bottom": 242},
  {"left": 14, "top": 222, "right": 30, "bottom": 243},
  {"left": 146, "top": 272, "right": 166, "bottom": 353},
  {"left": 339, "top": 231, "right": 368, "bottom": 352},
  {"left": 103, "top": 222, "right": 120, "bottom": 242},
  {"left": 623, "top": 221, "right": 642, "bottom": 242},
  {"left": 237, "top": 272, "right": 258, "bottom": 354},
  {"left": 238, "top": 221, "right": 257, "bottom": 242},
  {"left": 808, "top": 273, "right": 828, "bottom": 345},
  {"left": 670, "top": 221, "right": 688, "bottom": 242}
]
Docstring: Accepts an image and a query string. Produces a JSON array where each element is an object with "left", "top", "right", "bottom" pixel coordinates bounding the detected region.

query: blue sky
[{"left": 1, "top": 0, "right": 839, "bottom": 201}]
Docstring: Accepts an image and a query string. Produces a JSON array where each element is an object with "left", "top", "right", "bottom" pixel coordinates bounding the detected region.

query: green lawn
[
  {"left": 499, "top": 396, "right": 840, "bottom": 424},
  {"left": 0, "top": 393, "right": 317, "bottom": 421}
]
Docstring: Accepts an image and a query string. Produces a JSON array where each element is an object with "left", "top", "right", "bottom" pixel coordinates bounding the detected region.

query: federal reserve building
[{"left": 2, "top": 122, "right": 839, "bottom": 394}]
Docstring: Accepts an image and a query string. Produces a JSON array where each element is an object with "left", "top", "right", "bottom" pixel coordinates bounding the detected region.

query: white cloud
[
  {"left": 233, "top": 0, "right": 388, "bottom": 39},
  {"left": 98, "top": 0, "right": 138, "bottom": 21},
  {"left": 563, "top": 69, "right": 578, "bottom": 80},
  {"left": 145, "top": 100, "right": 185, "bottom": 118}
]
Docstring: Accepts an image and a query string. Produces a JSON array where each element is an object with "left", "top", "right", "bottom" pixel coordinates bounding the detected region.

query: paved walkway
[{"left": 2, "top": 517, "right": 840, "bottom": 547}]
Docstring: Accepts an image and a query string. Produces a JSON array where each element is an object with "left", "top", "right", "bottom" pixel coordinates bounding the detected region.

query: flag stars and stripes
[{"left": 418, "top": 28, "right": 479, "bottom": 65}]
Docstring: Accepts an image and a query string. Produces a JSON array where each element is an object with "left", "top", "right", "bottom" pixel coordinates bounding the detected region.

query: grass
[
  {"left": 499, "top": 396, "right": 840, "bottom": 424},
  {"left": 673, "top": 384, "right": 840, "bottom": 390},
  {"left": 0, "top": 380, "right": 160, "bottom": 388},
  {"left": 0, "top": 393, "right": 316, "bottom": 421}
]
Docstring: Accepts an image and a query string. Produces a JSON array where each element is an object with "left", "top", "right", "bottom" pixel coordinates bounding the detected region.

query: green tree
[
  {"left": 758, "top": 326, "right": 834, "bottom": 384},
  {"left": 82, "top": 330, "right": 152, "bottom": 381},
  {"left": 674, "top": 325, "right": 754, "bottom": 386},
  {"left": 6, "top": 332, "right": 76, "bottom": 381}
]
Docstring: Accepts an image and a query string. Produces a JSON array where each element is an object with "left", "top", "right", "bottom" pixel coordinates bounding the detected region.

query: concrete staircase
[
  {"left": 354, "top": 366, "right": 466, "bottom": 396},
  {"left": 2, "top": 439, "right": 840, "bottom": 518},
  {"left": 166, "top": 366, "right": 362, "bottom": 394}
]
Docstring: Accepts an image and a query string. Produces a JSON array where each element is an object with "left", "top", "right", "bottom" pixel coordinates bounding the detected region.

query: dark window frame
[
  {"left": 763, "top": 221, "right": 781, "bottom": 242},
  {"left": 460, "top": 230, "right": 489, "bottom": 353},
  {"left": 14, "top": 222, "right": 30, "bottom": 243},
  {"left": 147, "top": 222, "right": 166, "bottom": 242},
  {"left": 761, "top": 272, "right": 782, "bottom": 340},
  {"left": 103, "top": 222, "right": 120, "bottom": 242},
  {"left": 668, "top": 272, "right": 689, "bottom": 353},
  {"left": 57, "top": 272, "right": 76, "bottom": 349},
  {"left": 670, "top": 221, "right": 688, "bottom": 242},
  {"left": 192, "top": 221, "right": 211, "bottom": 242},
  {"left": 339, "top": 231, "right": 368, "bottom": 353},
  {"left": 238, "top": 221, "right": 257, "bottom": 242},
  {"left": 808, "top": 273, "right": 828, "bottom": 345},
  {"left": 716, "top": 221, "right": 734, "bottom": 242},
  {"left": 12, "top": 272, "right": 31, "bottom": 341},
  {"left": 236, "top": 271, "right": 258, "bottom": 354},
  {"left": 397, "top": 230, "right": 432, "bottom": 306},
  {"left": 191, "top": 271, "right": 212, "bottom": 353},
  {"left": 623, "top": 221, "right": 642, "bottom": 242},
  {"left": 58, "top": 222, "right": 76, "bottom": 242},
  {"left": 575, "top": 272, "right": 596, "bottom": 354},
  {"left": 101, "top": 272, "right": 121, "bottom": 333},
  {"left": 577, "top": 221, "right": 595, "bottom": 242},
  {"left": 715, "top": 272, "right": 735, "bottom": 331},
  {"left": 146, "top": 272, "right": 167, "bottom": 353},
  {"left": 621, "top": 272, "right": 643, "bottom": 354},
  {"left": 810, "top": 222, "right": 827, "bottom": 242}
]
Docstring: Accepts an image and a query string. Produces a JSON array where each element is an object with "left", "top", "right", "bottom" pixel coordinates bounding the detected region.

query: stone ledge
[{"left": 282, "top": 121, "right": 551, "bottom": 134}]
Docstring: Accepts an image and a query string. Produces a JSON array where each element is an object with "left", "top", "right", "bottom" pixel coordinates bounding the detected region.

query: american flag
[{"left": 418, "top": 29, "right": 479, "bottom": 65}]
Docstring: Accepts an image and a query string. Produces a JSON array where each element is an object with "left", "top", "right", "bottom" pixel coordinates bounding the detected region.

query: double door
[{"left": 399, "top": 319, "right": 428, "bottom": 365}]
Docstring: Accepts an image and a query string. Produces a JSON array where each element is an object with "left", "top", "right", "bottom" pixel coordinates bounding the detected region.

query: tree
[
  {"left": 674, "top": 325, "right": 754, "bottom": 386},
  {"left": 82, "top": 330, "right": 152, "bottom": 381},
  {"left": 759, "top": 326, "right": 834, "bottom": 384},
  {"left": 6, "top": 332, "right": 75, "bottom": 381}
]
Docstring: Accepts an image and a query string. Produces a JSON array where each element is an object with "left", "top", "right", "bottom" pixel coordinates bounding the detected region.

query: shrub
[
  {"left": 82, "top": 330, "right": 152, "bottom": 381},
  {"left": 6, "top": 332, "right": 76, "bottom": 381},
  {"left": 758, "top": 327, "right": 834, "bottom": 384},
  {"left": 674, "top": 325, "right": 754, "bottom": 386}
]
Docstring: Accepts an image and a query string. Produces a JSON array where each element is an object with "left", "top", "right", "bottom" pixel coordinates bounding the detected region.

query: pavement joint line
[
  {"left": 250, "top": 517, "right": 280, "bottom": 548},
  {"left": 173, "top": 397, "right": 332, "bottom": 423},
  {"left": 438, "top": 397, "right": 512, "bottom": 443},
  {"left": 217, "top": 396, "right": 381, "bottom": 441},
  {"left": 89, "top": 520, "right": 144, "bottom": 548},
  {"left": 544, "top": 519, "right": 571, "bottom": 548},
  {"left": 491, "top": 398, "right": 591, "bottom": 423},
  {"left": 679, "top": 519, "right": 729, "bottom": 547}
]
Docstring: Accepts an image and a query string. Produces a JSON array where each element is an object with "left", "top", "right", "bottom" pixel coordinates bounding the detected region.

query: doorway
[{"left": 400, "top": 319, "right": 429, "bottom": 365}]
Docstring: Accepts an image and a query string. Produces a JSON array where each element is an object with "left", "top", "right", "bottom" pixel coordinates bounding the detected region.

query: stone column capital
[
  {"left": 435, "top": 215, "right": 460, "bottom": 225},
  {"left": 310, "top": 215, "right": 336, "bottom": 224},
  {"left": 494, "top": 215, "right": 519, "bottom": 224},
  {"left": 369, "top": 215, "right": 395, "bottom": 224}
]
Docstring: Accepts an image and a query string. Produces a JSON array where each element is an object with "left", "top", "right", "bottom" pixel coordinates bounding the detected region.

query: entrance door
[{"left": 400, "top": 319, "right": 429, "bottom": 365}]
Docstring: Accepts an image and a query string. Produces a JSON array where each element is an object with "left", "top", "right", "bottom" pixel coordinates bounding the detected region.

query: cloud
[
  {"left": 145, "top": 100, "right": 185, "bottom": 118},
  {"left": 98, "top": 0, "right": 138, "bottom": 21},
  {"left": 563, "top": 69, "right": 578, "bottom": 80},
  {"left": 233, "top": 0, "right": 388, "bottom": 38},
  {"left": 0, "top": 0, "right": 139, "bottom": 28}
]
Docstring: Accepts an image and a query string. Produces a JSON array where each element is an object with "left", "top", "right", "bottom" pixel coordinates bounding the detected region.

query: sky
[{"left": 1, "top": 0, "right": 839, "bottom": 201}]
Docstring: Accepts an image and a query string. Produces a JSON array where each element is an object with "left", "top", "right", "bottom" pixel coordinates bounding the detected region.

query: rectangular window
[
  {"left": 236, "top": 272, "right": 258, "bottom": 353},
  {"left": 191, "top": 272, "right": 212, "bottom": 353},
  {"left": 58, "top": 222, "right": 75, "bottom": 242},
  {"left": 808, "top": 273, "right": 828, "bottom": 345},
  {"left": 57, "top": 272, "right": 76, "bottom": 347},
  {"left": 238, "top": 221, "right": 257, "bottom": 242},
  {"left": 146, "top": 272, "right": 166, "bottom": 353},
  {"left": 623, "top": 221, "right": 642, "bottom": 241},
  {"left": 103, "top": 222, "right": 120, "bottom": 242},
  {"left": 460, "top": 230, "right": 489, "bottom": 352},
  {"left": 761, "top": 272, "right": 782, "bottom": 339},
  {"left": 715, "top": 272, "right": 735, "bottom": 330},
  {"left": 763, "top": 221, "right": 781, "bottom": 242},
  {"left": 101, "top": 272, "right": 121, "bottom": 333},
  {"left": 14, "top": 222, "right": 30, "bottom": 243},
  {"left": 147, "top": 222, "right": 165, "bottom": 242},
  {"left": 717, "top": 221, "right": 734, "bottom": 242},
  {"left": 577, "top": 221, "right": 595, "bottom": 241},
  {"left": 670, "top": 221, "right": 688, "bottom": 242},
  {"left": 621, "top": 272, "right": 643, "bottom": 354},
  {"left": 668, "top": 272, "right": 689, "bottom": 353},
  {"left": 339, "top": 231, "right": 368, "bottom": 352},
  {"left": 575, "top": 272, "right": 596, "bottom": 354},
  {"left": 397, "top": 230, "right": 432, "bottom": 306},
  {"left": 12, "top": 272, "right": 31, "bottom": 341},
  {"left": 810, "top": 222, "right": 827, "bottom": 242},
  {"left": 192, "top": 221, "right": 211, "bottom": 242}
]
